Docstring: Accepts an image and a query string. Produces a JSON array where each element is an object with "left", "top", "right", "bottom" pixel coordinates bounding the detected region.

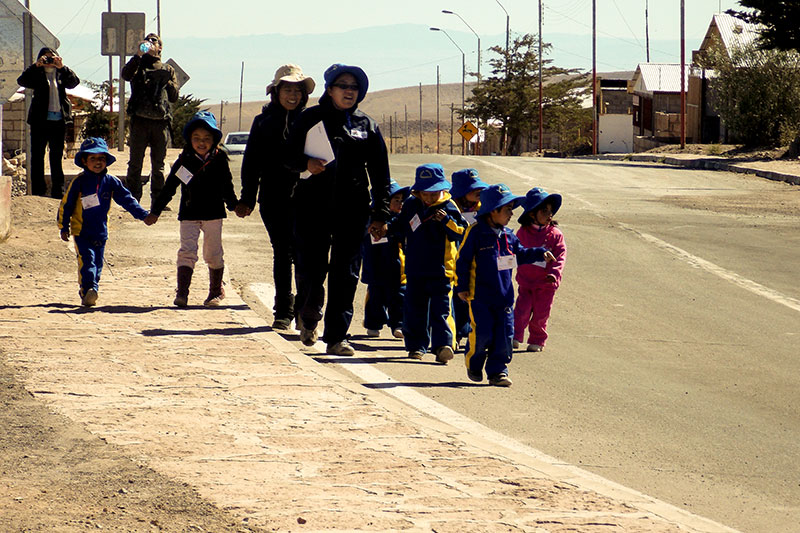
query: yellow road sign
[{"left": 458, "top": 121, "right": 478, "bottom": 142}]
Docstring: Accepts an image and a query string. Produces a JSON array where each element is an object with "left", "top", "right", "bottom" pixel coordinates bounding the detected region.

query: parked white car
[{"left": 221, "top": 131, "right": 249, "bottom": 155}]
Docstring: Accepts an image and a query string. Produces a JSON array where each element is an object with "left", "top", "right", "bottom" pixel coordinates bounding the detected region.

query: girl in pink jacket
[{"left": 513, "top": 188, "right": 566, "bottom": 352}]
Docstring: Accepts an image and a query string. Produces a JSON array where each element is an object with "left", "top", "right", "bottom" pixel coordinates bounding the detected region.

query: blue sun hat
[
  {"left": 182, "top": 110, "right": 222, "bottom": 144},
  {"left": 476, "top": 183, "right": 525, "bottom": 217},
  {"left": 388, "top": 178, "right": 410, "bottom": 199},
  {"left": 450, "top": 168, "right": 490, "bottom": 199},
  {"left": 324, "top": 63, "right": 369, "bottom": 103},
  {"left": 74, "top": 137, "right": 116, "bottom": 168},
  {"left": 411, "top": 163, "right": 450, "bottom": 192},
  {"left": 518, "top": 187, "right": 562, "bottom": 223}
]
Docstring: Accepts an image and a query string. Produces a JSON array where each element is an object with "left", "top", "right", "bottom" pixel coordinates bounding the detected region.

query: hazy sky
[
  {"left": 12, "top": 0, "right": 746, "bottom": 101},
  {"left": 27, "top": 0, "right": 742, "bottom": 47}
]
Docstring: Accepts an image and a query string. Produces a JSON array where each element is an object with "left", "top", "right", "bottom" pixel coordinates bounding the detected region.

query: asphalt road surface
[{"left": 227, "top": 153, "right": 800, "bottom": 533}]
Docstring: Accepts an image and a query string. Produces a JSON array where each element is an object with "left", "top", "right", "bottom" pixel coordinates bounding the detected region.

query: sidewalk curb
[
  {"left": 578, "top": 154, "right": 800, "bottom": 186},
  {"left": 230, "top": 285, "right": 740, "bottom": 533}
]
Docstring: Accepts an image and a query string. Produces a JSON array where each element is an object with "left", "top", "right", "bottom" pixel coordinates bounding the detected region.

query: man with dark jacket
[
  {"left": 121, "top": 33, "right": 179, "bottom": 205},
  {"left": 16, "top": 47, "right": 80, "bottom": 198}
]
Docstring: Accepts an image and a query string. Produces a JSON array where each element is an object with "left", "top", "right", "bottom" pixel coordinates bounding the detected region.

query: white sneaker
[
  {"left": 81, "top": 288, "right": 98, "bottom": 307},
  {"left": 365, "top": 328, "right": 381, "bottom": 337},
  {"left": 327, "top": 340, "right": 355, "bottom": 356},
  {"left": 512, "top": 340, "right": 520, "bottom": 349},
  {"left": 392, "top": 328, "right": 404, "bottom": 339},
  {"left": 526, "top": 344, "right": 543, "bottom": 352}
]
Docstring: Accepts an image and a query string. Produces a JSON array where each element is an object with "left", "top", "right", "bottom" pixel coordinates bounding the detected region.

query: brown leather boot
[
  {"left": 204, "top": 267, "right": 225, "bottom": 307},
  {"left": 174, "top": 266, "right": 193, "bottom": 307}
]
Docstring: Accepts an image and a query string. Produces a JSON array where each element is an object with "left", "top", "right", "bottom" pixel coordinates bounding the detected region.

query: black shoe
[
  {"left": 272, "top": 317, "right": 292, "bottom": 330},
  {"left": 467, "top": 368, "right": 483, "bottom": 382}
]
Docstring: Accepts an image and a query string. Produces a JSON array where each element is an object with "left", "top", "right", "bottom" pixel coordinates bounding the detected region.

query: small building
[{"left": 629, "top": 63, "right": 693, "bottom": 151}]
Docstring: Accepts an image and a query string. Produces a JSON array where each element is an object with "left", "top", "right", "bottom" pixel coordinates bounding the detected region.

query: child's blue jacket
[
  {"left": 391, "top": 192, "right": 466, "bottom": 279},
  {"left": 361, "top": 212, "right": 405, "bottom": 286},
  {"left": 57, "top": 170, "right": 148, "bottom": 241},
  {"left": 455, "top": 218, "right": 547, "bottom": 307}
]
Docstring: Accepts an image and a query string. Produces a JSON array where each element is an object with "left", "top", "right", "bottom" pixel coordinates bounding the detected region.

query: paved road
[{"left": 229, "top": 154, "right": 800, "bottom": 533}]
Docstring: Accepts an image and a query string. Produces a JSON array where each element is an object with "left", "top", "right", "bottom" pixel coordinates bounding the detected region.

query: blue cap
[
  {"left": 182, "top": 110, "right": 222, "bottom": 144},
  {"left": 519, "top": 187, "right": 562, "bottom": 223},
  {"left": 388, "top": 178, "right": 410, "bottom": 199},
  {"left": 450, "top": 168, "right": 490, "bottom": 199},
  {"left": 324, "top": 63, "right": 369, "bottom": 104},
  {"left": 476, "top": 184, "right": 525, "bottom": 217},
  {"left": 74, "top": 137, "right": 116, "bottom": 168},
  {"left": 411, "top": 163, "right": 450, "bottom": 193}
]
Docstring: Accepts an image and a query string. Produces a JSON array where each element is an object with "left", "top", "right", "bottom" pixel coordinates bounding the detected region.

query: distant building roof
[
  {"left": 697, "top": 13, "right": 761, "bottom": 59},
  {"left": 631, "top": 63, "right": 689, "bottom": 94}
]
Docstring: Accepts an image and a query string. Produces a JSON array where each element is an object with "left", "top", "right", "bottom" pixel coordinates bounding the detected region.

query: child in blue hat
[
  {"left": 454, "top": 184, "right": 555, "bottom": 386},
  {"left": 391, "top": 163, "right": 467, "bottom": 362},
  {"left": 57, "top": 137, "right": 150, "bottom": 307},
  {"left": 361, "top": 179, "right": 410, "bottom": 338},
  {"left": 144, "top": 111, "right": 239, "bottom": 307},
  {"left": 449, "top": 168, "right": 490, "bottom": 346},
  {"left": 513, "top": 188, "right": 566, "bottom": 352}
]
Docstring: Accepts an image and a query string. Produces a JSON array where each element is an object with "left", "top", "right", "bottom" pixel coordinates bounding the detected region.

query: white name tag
[
  {"left": 463, "top": 212, "right": 477, "bottom": 225},
  {"left": 497, "top": 254, "right": 517, "bottom": 271},
  {"left": 371, "top": 235, "right": 388, "bottom": 244},
  {"left": 410, "top": 214, "right": 421, "bottom": 232},
  {"left": 531, "top": 260, "right": 547, "bottom": 268},
  {"left": 350, "top": 129, "right": 368, "bottom": 139},
  {"left": 81, "top": 193, "right": 100, "bottom": 209},
  {"left": 176, "top": 165, "right": 193, "bottom": 184}
]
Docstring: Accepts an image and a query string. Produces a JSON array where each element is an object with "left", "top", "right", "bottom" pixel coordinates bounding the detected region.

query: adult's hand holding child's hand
[
  {"left": 60, "top": 230, "right": 69, "bottom": 242},
  {"left": 144, "top": 214, "right": 158, "bottom": 226},
  {"left": 234, "top": 203, "right": 252, "bottom": 218}
]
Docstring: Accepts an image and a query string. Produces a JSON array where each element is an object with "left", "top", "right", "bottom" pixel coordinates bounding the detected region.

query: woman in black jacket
[
  {"left": 286, "top": 63, "right": 391, "bottom": 356},
  {"left": 16, "top": 47, "right": 80, "bottom": 198},
  {"left": 236, "top": 64, "right": 316, "bottom": 330}
]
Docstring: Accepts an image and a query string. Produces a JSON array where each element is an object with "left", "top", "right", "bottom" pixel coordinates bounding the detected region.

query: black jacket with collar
[
  {"left": 151, "top": 148, "right": 238, "bottom": 221},
  {"left": 121, "top": 53, "right": 179, "bottom": 121},
  {"left": 286, "top": 93, "right": 391, "bottom": 223},
  {"left": 16, "top": 64, "right": 80, "bottom": 125},
  {"left": 240, "top": 101, "right": 303, "bottom": 208}
]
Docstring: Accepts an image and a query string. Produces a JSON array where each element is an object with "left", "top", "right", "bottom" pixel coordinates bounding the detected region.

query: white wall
[{"left": 599, "top": 114, "right": 634, "bottom": 154}]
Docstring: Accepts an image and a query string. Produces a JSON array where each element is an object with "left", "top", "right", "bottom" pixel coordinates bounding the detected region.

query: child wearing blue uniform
[
  {"left": 144, "top": 111, "right": 238, "bottom": 307},
  {"left": 392, "top": 163, "right": 467, "bottom": 363},
  {"left": 449, "top": 168, "right": 489, "bottom": 346},
  {"left": 361, "top": 179, "right": 409, "bottom": 338},
  {"left": 455, "top": 184, "right": 555, "bottom": 386},
  {"left": 57, "top": 138, "right": 149, "bottom": 307}
]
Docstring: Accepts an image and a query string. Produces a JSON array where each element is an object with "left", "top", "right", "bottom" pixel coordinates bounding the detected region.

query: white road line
[{"left": 620, "top": 224, "right": 800, "bottom": 314}]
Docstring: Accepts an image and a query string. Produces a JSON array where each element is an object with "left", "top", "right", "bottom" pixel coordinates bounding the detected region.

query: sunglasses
[
  {"left": 332, "top": 83, "right": 359, "bottom": 91},
  {"left": 145, "top": 37, "right": 159, "bottom": 44}
]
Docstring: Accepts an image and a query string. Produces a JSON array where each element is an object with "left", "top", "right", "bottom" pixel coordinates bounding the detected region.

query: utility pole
[
  {"left": 592, "top": 0, "right": 597, "bottom": 155},
  {"left": 389, "top": 115, "right": 393, "bottom": 153},
  {"left": 404, "top": 106, "right": 408, "bottom": 154},
  {"left": 538, "top": 0, "right": 543, "bottom": 153},
  {"left": 645, "top": 0, "right": 651, "bottom": 62},
  {"left": 680, "top": 0, "right": 686, "bottom": 148},
  {"left": 419, "top": 83, "right": 423, "bottom": 153},
  {"left": 450, "top": 103, "right": 455, "bottom": 155},
  {"left": 436, "top": 66, "right": 440, "bottom": 154},
  {"left": 156, "top": 0, "right": 161, "bottom": 36},
  {"left": 23, "top": 0, "right": 32, "bottom": 194},
  {"left": 108, "top": 1, "right": 113, "bottom": 114},
  {"left": 238, "top": 61, "right": 244, "bottom": 131}
]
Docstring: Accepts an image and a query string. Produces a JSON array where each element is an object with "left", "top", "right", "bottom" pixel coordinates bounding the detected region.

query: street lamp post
[
  {"left": 495, "top": 0, "right": 510, "bottom": 78},
  {"left": 430, "top": 27, "right": 465, "bottom": 155},
  {"left": 441, "top": 10, "right": 480, "bottom": 80}
]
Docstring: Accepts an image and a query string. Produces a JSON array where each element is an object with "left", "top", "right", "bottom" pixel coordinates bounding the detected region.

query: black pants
[
  {"left": 30, "top": 119, "right": 66, "bottom": 198},
  {"left": 294, "top": 203, "right": 369, "bottom": 345},
  {"left": 126, "top": 116, "right": 170, "bottom": 204},
  {"left": 260, "top": 199, "right": 297, "bottom": 319}
]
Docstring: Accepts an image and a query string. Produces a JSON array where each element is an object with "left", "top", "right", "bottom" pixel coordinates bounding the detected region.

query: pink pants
[{"left": 513, "top": 283, "right": 556, "bottom": 346}]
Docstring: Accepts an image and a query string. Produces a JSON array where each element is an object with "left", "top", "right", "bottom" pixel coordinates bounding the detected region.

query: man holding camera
[
  {"left": 16, "top": 47, "right": 80, "bottom": 198},
  {"left": 121, "top": 33, "right": 179, "bottom": 205}
]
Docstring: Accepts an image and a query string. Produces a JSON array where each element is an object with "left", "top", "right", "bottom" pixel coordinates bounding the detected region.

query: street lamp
[
  {"left": 442, "top": 10, "right": 480, "bottom": 80},
  {"left": 495, "top": 0, "right": 510, "bottom": 78},
  {"left": 430, "top": 27, "right": 465, "bottom": 155}
]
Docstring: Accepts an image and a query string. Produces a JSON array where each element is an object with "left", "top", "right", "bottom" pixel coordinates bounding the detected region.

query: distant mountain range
[{"left": 57, "top": 23, "right": 693, "bottom": 104}]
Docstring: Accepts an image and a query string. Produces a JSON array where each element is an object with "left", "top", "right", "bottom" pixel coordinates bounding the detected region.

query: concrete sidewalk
[{"left": 0, "top": 249, "right": 739, "bottom": 531}]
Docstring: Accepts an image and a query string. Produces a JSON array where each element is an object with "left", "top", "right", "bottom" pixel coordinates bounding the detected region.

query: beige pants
[{"left": 177, "top": 219, "right": 224, "bottom": 270}]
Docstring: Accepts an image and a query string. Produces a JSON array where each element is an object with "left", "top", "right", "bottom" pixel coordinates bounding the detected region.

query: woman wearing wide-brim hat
[
  {"left": 236, "top": 64, "right": 316, "bottom": 330},
  {"left": 286, "top": 63, "right": 392, "bottom": 357}
]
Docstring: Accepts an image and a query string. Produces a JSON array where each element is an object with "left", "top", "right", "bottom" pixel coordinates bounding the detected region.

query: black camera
[{"left": 41, "top": 56, "right": 54, "bottom": 64}]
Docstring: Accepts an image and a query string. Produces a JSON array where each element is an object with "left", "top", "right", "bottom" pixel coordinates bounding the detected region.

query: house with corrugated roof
[
  {"left": 629, "top": 63, "right": 691, "bottom": 151},
  {"left": 688, "top": 12, "right": 761, "bottom": 143}
]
